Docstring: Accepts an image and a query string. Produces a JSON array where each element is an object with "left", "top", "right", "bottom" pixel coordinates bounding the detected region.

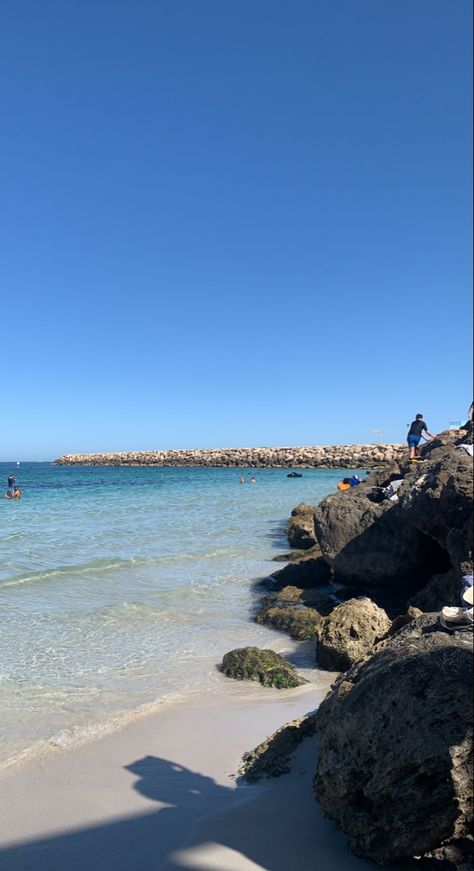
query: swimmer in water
[
  {"left": 251, "top": 476, "right": 256, "bottom": 484},
  {"left": 13, "top": 487, "right": 21, "bottom": 500},
  {"left": 240, "top": 475, "right": 245, "bottom": 484}
]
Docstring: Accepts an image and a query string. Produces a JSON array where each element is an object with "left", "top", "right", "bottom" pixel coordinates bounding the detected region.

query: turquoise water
[{"left": 0, "top": 462, "right": 353, "bottom": 768}]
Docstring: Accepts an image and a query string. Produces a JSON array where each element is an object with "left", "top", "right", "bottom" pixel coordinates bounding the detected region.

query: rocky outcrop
[
  {"left": 310, "top": 435, "right": 472, "bottom": 605},
  {"left": 220, "top": 647, "right": 306, "bottom": 688},
  {"left": 315, "top": 598, "right": 391, "bottom": 671},
  {"left": 54, "top": 443, "right": 405, "bottom": 468},
  {"left": 315, "top": 615, "right": 474, "bottom": 864},
  {"left": 286, "top": 503, "right": 318, "bottom": 549}
]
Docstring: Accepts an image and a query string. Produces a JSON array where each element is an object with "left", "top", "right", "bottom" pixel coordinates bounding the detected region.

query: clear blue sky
[{"left": 1, "top": 0, "right": 472, "bottom": 460}]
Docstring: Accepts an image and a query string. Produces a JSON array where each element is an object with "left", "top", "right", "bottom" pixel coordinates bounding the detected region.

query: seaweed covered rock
[
  {"left": 256, "top": 604, "right": 322, "bottom": 639},
  {"left": 315, "top": 597, "right": 390, "bottom": 671},
  {"left": 286, "top": 502, "right": 317, "bottom": 549},
  {"left": 315, "top": 615, "right": 474, "bottom": 864},
  {"left": 220, "top": 647, "right": 306, "bottom": 688},
  {"left": 255, "top": 584, "right": 334, "bottom": 640}
]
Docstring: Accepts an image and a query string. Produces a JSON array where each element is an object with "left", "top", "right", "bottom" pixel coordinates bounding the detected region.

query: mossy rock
[
  {"left": 220, "top": 647, "right": 306, "bottom": 688},
  {"left": 256, "top": 605, "right": 322, "bottom": 640}
]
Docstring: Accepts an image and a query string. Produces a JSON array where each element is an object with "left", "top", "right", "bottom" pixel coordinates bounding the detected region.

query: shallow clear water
[{"left": 0, "top": 462, "right": 356, "bottom": 767}]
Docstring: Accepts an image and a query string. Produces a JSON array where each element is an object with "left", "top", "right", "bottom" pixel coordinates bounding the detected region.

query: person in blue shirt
[{"left": 407, "top": 414, "right": 435, "bottom": 461}]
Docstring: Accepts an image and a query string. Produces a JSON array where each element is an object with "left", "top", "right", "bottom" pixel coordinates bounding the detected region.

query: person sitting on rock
[{"left": 407, "top": 414, "right": 435, "bottom": 461}]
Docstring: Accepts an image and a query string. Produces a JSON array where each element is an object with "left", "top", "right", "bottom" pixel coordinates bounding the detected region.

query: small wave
[
  {"left": 0, "top": 689, "right": 200, "bottom": 774},
  {"left": 0, "top": 548, "right": 239, "bottom": 589}
]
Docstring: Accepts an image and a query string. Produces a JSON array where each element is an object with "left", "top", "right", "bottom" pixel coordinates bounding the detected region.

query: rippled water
[{"left": 0, "top": 461, "right": 355, "bottom": 768}]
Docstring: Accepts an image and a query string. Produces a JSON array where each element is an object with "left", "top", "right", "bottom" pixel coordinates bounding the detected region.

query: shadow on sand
[{"left": 0, "top": 747, "right": 382, "bottom": 871}]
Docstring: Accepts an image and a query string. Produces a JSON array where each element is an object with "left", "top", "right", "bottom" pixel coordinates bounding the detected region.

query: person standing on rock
[{"left": 407, "top": 414, "right": 435, "bottom": 461}]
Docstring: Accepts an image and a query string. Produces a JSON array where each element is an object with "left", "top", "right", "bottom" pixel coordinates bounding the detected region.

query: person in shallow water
[
  {"left": 4, "top": 491, "right": 13, "bottom": 499},
  {"left": 240, "top": 475, "right": 245, "bottom": 484},
  {"left": 12, "top": 487, "right": 21, "bottom": 499},
  {"left": 7, "top": 474, "right": 15, "bottom": 489},
  {"left": 407, "top": 413, "right": 435, "bottom": 461},
  {"left": 251, "top": 476, "right": 256, "bottom": 484}
]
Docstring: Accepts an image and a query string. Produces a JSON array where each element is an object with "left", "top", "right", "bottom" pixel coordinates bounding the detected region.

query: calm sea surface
[{"left": 0, "top": 462, "right": 356, "bottom": 768}]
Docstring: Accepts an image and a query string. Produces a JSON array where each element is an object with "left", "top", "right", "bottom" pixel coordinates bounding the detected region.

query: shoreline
[
  {"left": 54, "top": 443, "right": 405, "bottom": 468},
  {"left": 0, "top": 681, "right": 382, "bottom": 871}
]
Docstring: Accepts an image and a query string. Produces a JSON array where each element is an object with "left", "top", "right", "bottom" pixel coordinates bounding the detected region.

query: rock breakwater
[{"left": 54, "top": 444, "right": 405, "bottom": 468}]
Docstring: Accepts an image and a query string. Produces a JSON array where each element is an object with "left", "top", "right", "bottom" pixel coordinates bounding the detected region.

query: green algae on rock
[
  {"left": 256, "top": 605, "right": 322, "bottom": 640},
  {"left": 220, "top": 647, "right": 306, "bottom": 688}
]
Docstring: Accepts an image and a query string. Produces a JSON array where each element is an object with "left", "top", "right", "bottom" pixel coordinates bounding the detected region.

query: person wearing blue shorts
[{"left": 407, "top": 414, "right": 435, "bottom": 461}]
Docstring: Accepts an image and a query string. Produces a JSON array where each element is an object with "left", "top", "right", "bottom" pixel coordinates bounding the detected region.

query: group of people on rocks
[
  {"left": 4, "top": 473, "right": 21, "bottom": 500},
  {"left": 336, "top": 409, "right": 463, "bottom": 494}
]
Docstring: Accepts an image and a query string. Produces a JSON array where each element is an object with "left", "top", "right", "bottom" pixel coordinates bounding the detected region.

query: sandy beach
[{"left": 0, "top": 675, "right": 380, "bottom": 871}]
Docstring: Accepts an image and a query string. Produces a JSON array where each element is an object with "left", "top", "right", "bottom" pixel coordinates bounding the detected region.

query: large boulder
[
  {"left": 315, "top": 597, "right": 390, "bottom": 671},
  {"left": 286, "top": 502, "right": 317, "bottom": 549},
  {"left": 220, "top": 647, "right": 306, "bottom": 688},
  {"left": 313, "top": 490, "right": 448, "bottom": 589},
  {"left": 398, "top": 442, "right": 473, "bottom": 569},
  {"left": 315, "top": 615, "right": 474, "bottom": 864}
]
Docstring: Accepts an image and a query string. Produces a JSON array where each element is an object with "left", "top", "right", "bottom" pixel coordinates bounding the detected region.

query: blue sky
[{"left": 1, "top": 0, "right": 472, "bottom": 460}]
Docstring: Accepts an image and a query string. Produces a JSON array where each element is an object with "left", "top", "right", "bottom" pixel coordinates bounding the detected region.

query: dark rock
[
  {"left": 315, "top": 615, "right": 474, "bottom": 864},
  {"left": 410, "top": 568, "right": 464, "bottom": 612},
  {"left": 220, "top": 647, "right": 306, "bottom": 688},
  {"left": 258, "top": 584, "right": 333, "bottom": 610},
  {"left": 287, "top": 502, "right": 317, "bottom": 549},
  {"left": 315, "top": 597, "right": 391, "bottom": 671},
  {"left": 238, "top": 712, "right": 317, "bottom": 782},
  {"left": 271, "top": 544, "right": 322, "bottom": 563},
  {"left": 383, "top": 605, "right": 423, "bottom": 638},
  {"left": 314, "top": 489, "right": 448, "bottom": 589},
  {"left": 398, "top": 441, "right": 473, "bottom": 560},
  {"left": 270, "top": 555, "right": 331, "bottom": 589}
]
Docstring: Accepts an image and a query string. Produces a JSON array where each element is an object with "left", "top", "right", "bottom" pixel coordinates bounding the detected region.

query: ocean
[{"left": 0, "top": 461, "right": 355, "bottom": 769}]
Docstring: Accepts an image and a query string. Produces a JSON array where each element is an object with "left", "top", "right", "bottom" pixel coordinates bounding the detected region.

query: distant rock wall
[{"left": 54, "top": 444, "right": 405, "bottom": 468}]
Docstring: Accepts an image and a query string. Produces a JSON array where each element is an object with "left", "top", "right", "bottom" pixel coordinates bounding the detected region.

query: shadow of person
[
  {"left": 124, "top": 755, "right": 237, "bottom": 812},
  {"left": 0, "top": 748, "right": 381, "bottom": 871},
  {"left": 0, "top": 756, "right": 247, "bottom": 871}
]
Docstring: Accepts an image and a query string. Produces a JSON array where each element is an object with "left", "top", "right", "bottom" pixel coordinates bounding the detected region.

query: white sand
[{"left": 0, "top": 678, "right": 380, "bottom": 871}]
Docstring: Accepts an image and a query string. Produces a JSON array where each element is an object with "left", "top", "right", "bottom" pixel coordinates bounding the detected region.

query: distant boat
[{"left": 16, "top": 461, "right": 20, "bottom": 466}]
